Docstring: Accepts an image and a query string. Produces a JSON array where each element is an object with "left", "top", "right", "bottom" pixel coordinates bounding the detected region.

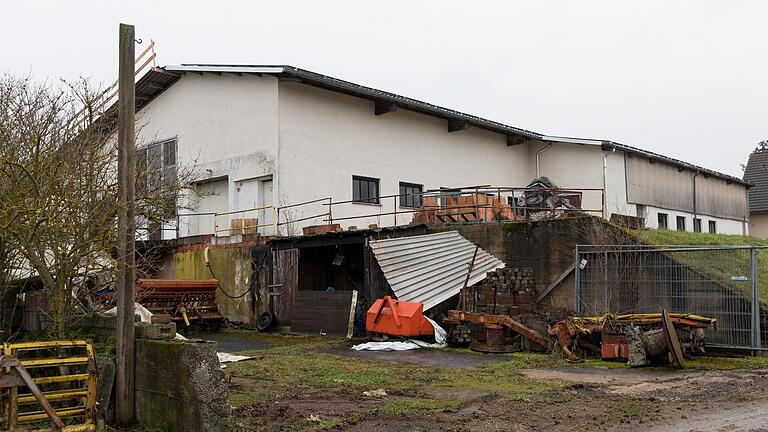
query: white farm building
[{"left": 128, "top": 64, "right": 749, "bottom": 239}]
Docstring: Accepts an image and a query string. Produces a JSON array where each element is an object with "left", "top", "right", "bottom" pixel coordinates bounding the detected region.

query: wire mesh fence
[{"left": 575, "top": 245, "right": 765, "bottom": 350}]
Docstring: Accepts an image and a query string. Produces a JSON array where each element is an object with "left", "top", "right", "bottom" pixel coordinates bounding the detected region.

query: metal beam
[
  {"left": 448, "top": 119, "right": 468, "bottom": 132},
  {"left": 374, "top": 100, "right": 397, "bottom": 115},
  {"left": 507, "top": 135, "right": 529, "bottom": 146}
]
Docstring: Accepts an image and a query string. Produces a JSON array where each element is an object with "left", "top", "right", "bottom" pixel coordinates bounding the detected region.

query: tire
[{"left": 256, "top": 312, "right": 275, "bottom": 332}]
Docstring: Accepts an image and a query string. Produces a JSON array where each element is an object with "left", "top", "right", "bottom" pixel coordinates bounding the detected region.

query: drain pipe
[
  {"left": 693, "top": 170, "right": 699, "bottom": 229},
  {"left": 536, "top": 143, "right": 552, "bottom": 178},
  {"left": 602, "top": 147, "right": 616, "bottom": 219}
]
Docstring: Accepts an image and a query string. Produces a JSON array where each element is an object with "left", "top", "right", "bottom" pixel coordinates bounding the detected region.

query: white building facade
[{"left": 131, "top": 65, "right": 749, "bottom": 238}]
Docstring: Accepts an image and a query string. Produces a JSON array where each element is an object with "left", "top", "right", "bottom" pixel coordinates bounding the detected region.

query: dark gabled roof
[
  {"left": 126, "top": 64, "right": 747, "bottom": 187},
  {"left": 161, "top": 64, "right": 541, "bottom": 140},
  {"left": 744, "top": 151, "right": 768, "bottom": 213}
]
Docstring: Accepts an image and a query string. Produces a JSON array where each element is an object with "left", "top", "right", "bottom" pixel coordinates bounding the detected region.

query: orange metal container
[{"left": 366, "top": 296, "right": 434, "bottom": 337}]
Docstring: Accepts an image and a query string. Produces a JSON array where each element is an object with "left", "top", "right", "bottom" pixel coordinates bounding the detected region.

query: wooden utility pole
[{"left": 116, "top": 22, "right": 137, "bottom": 425}]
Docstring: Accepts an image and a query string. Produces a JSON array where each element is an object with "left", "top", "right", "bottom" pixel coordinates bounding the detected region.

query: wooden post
[{"left": 116, "top": 22, "right": 136, "bottom": 425}]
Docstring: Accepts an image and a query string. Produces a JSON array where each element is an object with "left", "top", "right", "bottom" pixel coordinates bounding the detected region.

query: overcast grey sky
[{"left": 2, "top": 1, "right": 766, "bottom": 177}]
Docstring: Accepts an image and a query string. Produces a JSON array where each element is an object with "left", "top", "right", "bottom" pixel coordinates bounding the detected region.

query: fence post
[
  {"left": 276, "top": 206, "right": 281, "bottom": 236},
  {"left": 273, "top": 207, "right": 277, "bottom": 236},
  {"left": 751, "top": 247, "right": 761, "bottom": 353},
  {"left": 574, "top": 246, "right": 581, "bottom": 315},
  {"left": 603, "top": 250, "right": 609, "bottom": 314},
  {"left": 393, "top": 196, "right": 397, "bottom": 227}
]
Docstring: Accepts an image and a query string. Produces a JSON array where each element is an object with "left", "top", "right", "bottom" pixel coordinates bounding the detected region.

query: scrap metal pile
[{"left": 548, "top": 311, "right": 716, "bottom": 367}]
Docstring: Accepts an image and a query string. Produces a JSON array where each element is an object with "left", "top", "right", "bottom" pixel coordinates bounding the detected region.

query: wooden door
[{"left": 272, "top": 248, "right": 299, "bottom": 325}]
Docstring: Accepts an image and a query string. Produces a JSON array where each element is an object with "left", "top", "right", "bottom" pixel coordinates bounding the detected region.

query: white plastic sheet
[
  {"left": 217, "top": 352, "right": 254, "bottom": 369},
  {"left": 351, "top": 317, "right": 447, "bottom": 351},
  {"left": 105, "top": 303, "right": 153, "bottom": 323}
]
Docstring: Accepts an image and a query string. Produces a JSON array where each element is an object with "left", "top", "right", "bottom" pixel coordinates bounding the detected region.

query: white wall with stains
[
  {"left": 135, "top": 72, "right": 279, "bottom": 237},
  {"left": 276, "top": 81, "right": 535, "bottom": 232}
]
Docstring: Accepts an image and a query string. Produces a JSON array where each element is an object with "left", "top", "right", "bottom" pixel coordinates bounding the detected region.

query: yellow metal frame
[
  {"left": 571, "top": 313, "right": 717, "bottom": 333},
  {"left": 1, "top": 339, "right": 98, "bottom": 432}
]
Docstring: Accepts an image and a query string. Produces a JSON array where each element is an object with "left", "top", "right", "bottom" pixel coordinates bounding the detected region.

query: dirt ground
[{"left": 215, "top": 331, "right": 768, "bottom": 432}]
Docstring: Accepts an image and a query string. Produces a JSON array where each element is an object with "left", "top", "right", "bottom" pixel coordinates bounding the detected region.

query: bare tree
[{"left": 0, "top": 74, "right": 194, "bottom": 337}]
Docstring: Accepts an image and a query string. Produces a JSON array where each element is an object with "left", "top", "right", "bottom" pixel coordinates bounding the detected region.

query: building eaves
[
  {"left": 541, "top": 135, "right": 749, "bottom": 186},
  {"left": 164, "top": 64, "right": 542, "bottom": 140},
  {"left": 133, "top": 65, "right": 747, "bottom": 188}
]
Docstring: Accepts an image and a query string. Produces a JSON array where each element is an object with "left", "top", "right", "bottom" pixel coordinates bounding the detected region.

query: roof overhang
[
  {"left": 541, "top": 135, "right": 748, "bottom": 187},
  {"left": 125, "top": 64, "right": 747, "bottom": 187},
  {"left": 162, "top": 64, "right": 542, "bottom": 141}
]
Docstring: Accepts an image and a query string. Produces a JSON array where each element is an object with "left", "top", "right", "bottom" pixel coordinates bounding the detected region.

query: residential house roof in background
[
  {"left": 744, "top": 151, "right": 768, "bottom": 213},
  {"left": 127, "top": 64, "right": 746, "bottom": 186}
]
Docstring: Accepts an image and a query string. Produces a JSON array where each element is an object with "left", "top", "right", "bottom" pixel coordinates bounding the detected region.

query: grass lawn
[
  {"left": 225, "top": 333, "right": 568, "bottom": 406},
  {"left": 633, "top": 229, "right": 768, "bottom": 300},
  {"left": 220, "top": 330, "right": 768, "bottom": 431}
]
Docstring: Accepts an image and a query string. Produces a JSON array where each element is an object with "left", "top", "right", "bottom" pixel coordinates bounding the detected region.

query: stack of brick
[
  {"left": 463, "top": 267, "right": 536, "bottom": 317},
  {"left": 412, "top": 193, "right": 518, "bottom": 224}
]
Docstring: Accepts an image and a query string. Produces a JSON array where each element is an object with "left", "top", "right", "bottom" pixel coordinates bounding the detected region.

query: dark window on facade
[
  {"left": 137, "top": 138, "right": 177, "bottom": 196},
  {"left": 709, "top": 220, "right": 717, "bottom": 234},
  {"left": 693, "top": 218, "right": 702, "bottom": 233},
  {"left": 676, "top": 216, "right": 686, "bottom": 231},
  {"left": 137, "top": 138, "right": 178, "bottom": 239},
  {"left": 352, "top": 176, "right": 380, "bottom": 204},
  {"left": 399, "top": 182, "right": 423, "bottom": 208},
  {"left": 658, "top": 213, "right": 668, "bottom": 229}
]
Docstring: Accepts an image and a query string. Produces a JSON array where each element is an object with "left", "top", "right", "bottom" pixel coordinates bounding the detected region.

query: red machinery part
[
  {"left": 366, "top": 296, "right": 434, "bottom": 338},
  {"left": 137, "top": 278, "right": 223, "bottom": 327},
  {"left": 601, "top": 333, "right": 630, "bottom": 360}
]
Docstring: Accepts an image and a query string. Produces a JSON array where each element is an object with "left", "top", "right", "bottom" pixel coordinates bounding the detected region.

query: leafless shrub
[{"left": 0, "top": 73, "right": 194, "bottom": 337}]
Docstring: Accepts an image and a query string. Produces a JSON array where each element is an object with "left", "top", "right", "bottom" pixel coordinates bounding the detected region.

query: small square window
[
  {"left": 676, "top": 216, "right": 686, "bottom": 232},
  {"left": 399, "top": 182, "right": 423, "bottom": 208},
  {"left": 709, "top": 220, "right": 717, "bottom": 234},
  {"left": 352, "top": 176, "right": 380, "bottom": 204},
  {"left": 693, "top": 218, "right": 702, "bottom": 233},
  {"left": 658, "top": 213, "right": 668, "bottom": 229}
]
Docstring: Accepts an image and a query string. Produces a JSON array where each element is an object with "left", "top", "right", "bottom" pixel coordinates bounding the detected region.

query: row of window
[
  {"left": 657, "top": 213, "right": 716, "bottom": 234},
  {"left": 352, "top": 176, "right": 424, "bottom": 208}
]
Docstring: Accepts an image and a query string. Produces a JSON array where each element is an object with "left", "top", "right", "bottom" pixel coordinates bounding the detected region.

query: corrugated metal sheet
[
  {"left": 626, "top": 155, "right": 748, "bottom": 220},
  {"left": 369, "top": 231, "right": 504, "bottom": 310}
]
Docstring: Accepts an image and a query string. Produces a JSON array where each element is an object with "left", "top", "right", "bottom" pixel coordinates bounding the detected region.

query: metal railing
[
  {"left": 324, "top": 186, "right": 604, "bottom": 228},
  {"left": 213, "top": 206, "right": 277, "bottom": 236},
  {"left": 575, "top": 244, "right": 766, "bottom": 351},
  {"left": 147, "top": 185, "right": 603, "bottom": 239},
  {"left": 164, "top": 197, "right": 332, "bottom": 238}
]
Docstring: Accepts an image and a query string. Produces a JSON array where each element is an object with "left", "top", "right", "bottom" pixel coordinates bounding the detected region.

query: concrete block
[
  {"left": 151, "top": 314, "right": 172, "bottom": 324},
  {"left": 135, "top": 322, "right": 177, "bottom": 340},
  {"left": 135, "top": 339, "right": 238, "bottom": 432}
]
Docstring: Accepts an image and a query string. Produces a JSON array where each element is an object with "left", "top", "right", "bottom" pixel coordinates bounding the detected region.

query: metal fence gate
[{"left": 575, "top": 245, "right": 766, "bottom": 351}]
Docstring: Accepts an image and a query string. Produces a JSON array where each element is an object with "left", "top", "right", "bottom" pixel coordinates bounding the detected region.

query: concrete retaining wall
[{"left": 135, "top": 339, "right": 237, "bottom": 432}]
